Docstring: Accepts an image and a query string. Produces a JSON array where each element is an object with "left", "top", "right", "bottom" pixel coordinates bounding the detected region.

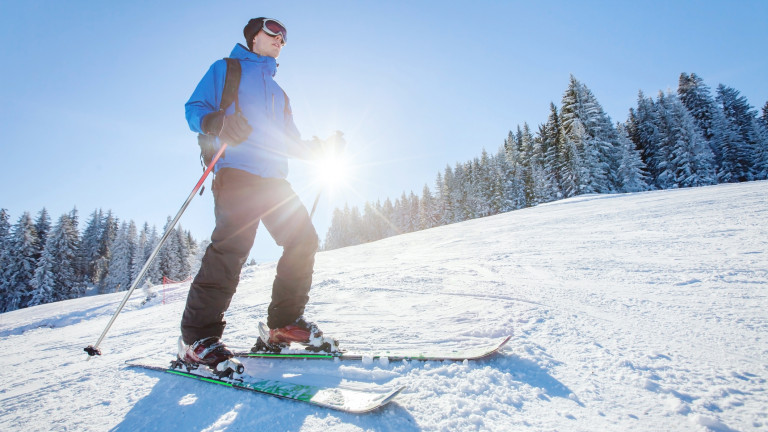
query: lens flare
[{"left": 313, "top": 153, "right": 350, "bottom": 189}]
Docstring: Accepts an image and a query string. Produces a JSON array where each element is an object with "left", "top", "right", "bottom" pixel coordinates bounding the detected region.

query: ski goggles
[{"left": 262, "top": 18, "right": 287, "bottom": 45}]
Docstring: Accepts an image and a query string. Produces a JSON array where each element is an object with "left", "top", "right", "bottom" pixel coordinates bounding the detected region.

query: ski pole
[
  {"left": 309, "top": 190, "right": 322, "bottom": 219},
  {"left": 84, "top": 143, "right": 228, "bottom": 357}
]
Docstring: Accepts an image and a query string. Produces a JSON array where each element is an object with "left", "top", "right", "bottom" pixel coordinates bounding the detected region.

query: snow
[{"left": 1, "top": 181, "right": 766, "bottom": 431}]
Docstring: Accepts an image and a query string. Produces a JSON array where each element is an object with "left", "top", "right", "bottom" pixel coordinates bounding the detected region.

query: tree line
[
  {"left": 0, "top": 208, "right": 204, "bottom": 312},
  {"left": 324, "top": 73, "right": 768, "bottom": 250}
]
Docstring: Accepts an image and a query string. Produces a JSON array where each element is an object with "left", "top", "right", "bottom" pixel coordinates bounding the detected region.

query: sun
[{"left": 312, "top": 153, "right": 351, "bottom": 190}]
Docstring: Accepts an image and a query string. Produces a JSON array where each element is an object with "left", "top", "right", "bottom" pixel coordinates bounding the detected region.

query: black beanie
[{"left": 243, "top": 17, "right": 266, "bottom": 51}]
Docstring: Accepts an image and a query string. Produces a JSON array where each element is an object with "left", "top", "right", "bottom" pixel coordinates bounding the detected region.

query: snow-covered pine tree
[
  {"left": 158, "top": 217, "right": 181, "bottom": 282},
  {"left": 30, "top": 212, "right": 80, "bottom": 306},
  {"left": 76, "top": 209, "right": 103, "bottom": 290},
  {"left": 751, "top": 118, "right": 768, "bottom": 180},
  {"left": 677, "top": 73, "right": 727, "bottom": 177},
  {"left": 491, "top": 146, "right": 515, "bottom": 212},
  {"left": 0, "top": 209, "right": 12, "bottom": 310},
  {"left": 487, "top": 150, "right": 509, "bottom": 214},
  {"left": 754, "top": 103, "right": 768, "bottom": 179},
  {"left": 503, "top": 130, "right": 528, "bottom": 208},
  {"left": 408, "top": 191, "right": 420, "bottom": 231},
  {"left": 3, "top": 212, "right": 39, "bottom": 311},
  {"left": 174, "top": 225, "right": 191, "bottom": 280},
  {"left": 96, "top": 211, "right": 119, "bottom": 293},
  {"left": 439, "top": 165, "right": 456, "bottom": 224},
  {"left": 433, "top": 171, "right": 448, "bottom": 226},
  {"left": 33, "top": 208, "right": 51, "bottom": 262},
  {"left": 418, "top": 185, "right": 439, "bottom": 230},
  {"left": 626, "top": 91, "right": 660, "bottom": 189},
  {"left": 132, "top": 222, "right": 149, "bottom": 284},
  {"left": 464, "top": 158, "right": 481, "bottom": 219},
  {"left": 678, "top": 73, "right": 718, "bottom": 143},
  {"left": 144, "top": 225, "right": 162, "bottom": 284},
  {"left": 715, "top": 84, "right": 759, "bottom": 182},
  {"left": 541, "top": 103, "right": 566, "bottom": 199},
  {"left": 380, "top": 198, "right": 397, "bottom": 238},
  {"left": 559, "top": 76, "right": 618, "bottom": 194},
  {"left": 660, "top": 92, "right": 716, "bottom": 187},
  {"left": 449, "top": 163, "right": 467, "bottom": 223},
  {"left": 184, "top": 230, "right": 198, "bottom": 280},
  {"left": 358, "top": 201, "right": 376, "bottom": 242},
  {"left": 104, "top": 221, "right": 134, "bottom": 293},
  {"left": 650, "top": 92, "right": 679, "bottom": 188},
  {"left": 614, "top": 124, "right": 648, "bottom": 192}
]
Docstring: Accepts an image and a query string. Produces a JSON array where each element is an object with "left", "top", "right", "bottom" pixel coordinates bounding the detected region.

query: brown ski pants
[{"left": 180, "top": 168, "right": 318, "bottom": 344}]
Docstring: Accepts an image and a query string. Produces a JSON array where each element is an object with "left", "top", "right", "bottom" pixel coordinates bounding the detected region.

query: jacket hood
[{"left": 229, "top": 43, "right": 277, "bottom": 77}]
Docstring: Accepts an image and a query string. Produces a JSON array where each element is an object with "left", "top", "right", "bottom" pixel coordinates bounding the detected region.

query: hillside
[{"left": 0, "top": 181, "right": 766, "bottom": 431}]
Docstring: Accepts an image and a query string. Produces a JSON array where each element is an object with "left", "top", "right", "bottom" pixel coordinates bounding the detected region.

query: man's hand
[{"left": 202, "top": 111, "right": 253, "bottom": 146}]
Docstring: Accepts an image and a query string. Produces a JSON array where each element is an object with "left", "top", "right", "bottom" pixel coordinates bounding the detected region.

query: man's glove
[{"left": 201, "top": 111, "right": 253, "bottom": 146}]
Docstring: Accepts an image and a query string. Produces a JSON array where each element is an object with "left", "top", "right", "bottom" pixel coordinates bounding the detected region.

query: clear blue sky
[{"left": 1, "top": 0, "right": 766, "bottom": 262}]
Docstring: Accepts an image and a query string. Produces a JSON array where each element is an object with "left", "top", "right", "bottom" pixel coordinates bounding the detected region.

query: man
[{"left": 179, "top": 17, "right": 339, "bottom": 368}]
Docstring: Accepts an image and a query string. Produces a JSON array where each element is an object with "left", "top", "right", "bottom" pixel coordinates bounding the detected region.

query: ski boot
[
  {"left": 176, "top": 336, "right": 244, "bottom": 378},
  {"left": 251, "top": 318, "right": 340, "bottom": 353}
]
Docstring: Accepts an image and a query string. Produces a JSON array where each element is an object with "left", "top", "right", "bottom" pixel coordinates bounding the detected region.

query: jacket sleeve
[
  {"left": 185, "top": 61, "right": 226, "bottom": 134},
  {"left": 283, "top": 95, "right": 323, "bottom": 159}
]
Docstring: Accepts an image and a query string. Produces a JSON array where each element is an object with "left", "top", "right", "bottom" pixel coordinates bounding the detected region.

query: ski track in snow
[{"left": 0, "top": 181, "right": 766, "bottom": 431}]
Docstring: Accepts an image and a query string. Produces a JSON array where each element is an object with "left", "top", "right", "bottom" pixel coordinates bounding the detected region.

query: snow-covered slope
[{"left": 1, "top": 181, "right": 766, "bottom": 431}]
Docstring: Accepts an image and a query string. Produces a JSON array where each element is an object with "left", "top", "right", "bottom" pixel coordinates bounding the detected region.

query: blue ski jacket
[{"left": 185, "top": 44, "right": 316, "bottom": 178}]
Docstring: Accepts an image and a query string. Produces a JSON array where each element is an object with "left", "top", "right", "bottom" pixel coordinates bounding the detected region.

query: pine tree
[
  {"left": 716, "top": 84, "right": 759, "bottom": 182},
  {"left": 560, "top": 76, "right": 619, "bottom": 194},
  {"left": 541, "top": 103, "right": 566, "bottom": 198},
  {"left": 158, "top": 217, "right": 180, "bottom": 282},
  {"left": 755, "top": 102, "right": 768, "bottom": 179},
  {"left": 502, "top": 130, "right": 528, "bottom": 207},
  {"left": 440, "top": 165, "right": 456, "bottom": 224},
  {"left": 3, "top": 213, "right": 39, "bottom": 310},
  {"left": 425, "top": 184, "right": 442, "bottom": 229},
  {"left": 96, "top": 211, "right": 119, "bottom": 293},
  {"left": 184, "top": 230, "right": 198, "bottom": 279},
  {"left": 30, "top": 213, "right": 80, "bottom": 306},
  {"left": 33, "top": 208, "right": 51, "bottom": 261},
  {"left": 175, "top": 225, "right": 191, "bottom": 280},
  {"left": 105, "top": 222, "right": 134, "bottom": 292},
  {"left": 324, "top": 207, "right": 346, "bottom": 250},
  {"left": 626, "top": 91, "right": 660, "bottom": 189},
  {"left": 664, "top": 93, "right": 717, "bottom": 187},
  {"left": 144, "top": 225, "right": 162, "bottom": 284},
  {"left": 614, "top": 124, "right": 648, "bottom": 192},
  {"left": 677, "top": 73, "right": 726, "bottom": 176},
  {"left": 77, "top": 209, "right": 104, "bottom": 289},
  {"left": 0, "top": 209, "right": 12, "bottom": 310},
  {"left": 678, "top": 73, "right": 718, "bottom": 142}
]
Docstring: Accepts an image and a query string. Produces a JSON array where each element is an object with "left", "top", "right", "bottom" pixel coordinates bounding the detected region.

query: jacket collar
[{"left": 229, "top": 43, "right": 277, "bottom": 76}]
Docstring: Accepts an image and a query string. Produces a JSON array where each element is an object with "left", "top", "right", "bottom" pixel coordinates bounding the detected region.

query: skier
[{"left": 178, "top": 17, "right": 341, "bottom": 369}]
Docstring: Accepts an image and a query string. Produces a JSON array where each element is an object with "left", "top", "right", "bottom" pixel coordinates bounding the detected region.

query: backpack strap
[
  {"left": 197, "top": 58, "right": 242, "bottom": 173},
  {"left": 221, "top": 58, "right": 242, "bottom": 113}
]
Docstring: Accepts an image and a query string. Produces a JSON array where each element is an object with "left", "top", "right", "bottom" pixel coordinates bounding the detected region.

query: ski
[
  {"left": 126, "top": 360, "right": 404, "bottom": 413},
  {"left": 236, "top": 335, "right": 512, "bottom": 362}
]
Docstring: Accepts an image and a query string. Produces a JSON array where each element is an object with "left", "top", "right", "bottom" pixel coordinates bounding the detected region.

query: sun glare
[{"left": 313, "top": 154, "right": 350, "bottom": 190}]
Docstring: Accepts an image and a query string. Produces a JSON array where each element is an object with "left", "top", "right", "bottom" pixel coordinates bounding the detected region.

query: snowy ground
[{"left": 0, "top": 181, "right": 766, "bottom": 431}]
